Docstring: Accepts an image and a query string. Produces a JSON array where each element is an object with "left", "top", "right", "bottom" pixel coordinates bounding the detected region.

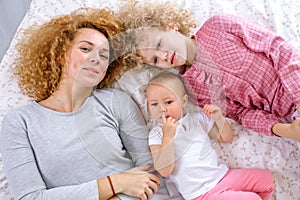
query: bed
[{"left": 0, "top": 0, "right": 299, "bottom": 199}]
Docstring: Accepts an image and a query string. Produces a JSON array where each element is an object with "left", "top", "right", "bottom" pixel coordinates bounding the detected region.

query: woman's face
[
  {"left": 64, "top": 28, "right": 110, "bottom": 88},
  {"left": 138, "top": 28, "right": 189, "bottom": 68}
]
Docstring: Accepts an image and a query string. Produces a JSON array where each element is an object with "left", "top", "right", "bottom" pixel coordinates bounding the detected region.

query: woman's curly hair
[
  {"left": 117, "top": 0, "right": 197, "bottom": 68},
  {"left": 14, "top": 7, "right": 126, "bottom": 101}
]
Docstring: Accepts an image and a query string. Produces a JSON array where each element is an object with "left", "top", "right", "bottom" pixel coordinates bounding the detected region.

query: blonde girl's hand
[
  {"left": 203, "top": 104, "right": 224, "bottom": 121},
  {"left": 204, "top": 104, "right": 233, "bottom": 143},
  {"left": 161, "top": 113, "right": 177, "bottom": 138},
  {"left": 112, "top": 164, "right": 160, "bottom": 200}
]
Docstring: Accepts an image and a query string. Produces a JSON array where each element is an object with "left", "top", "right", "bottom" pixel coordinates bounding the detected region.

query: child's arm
[
  {"left": 203, "top": 104, "right": 233, "bottom": 143},
  {"left": 149, "top": 115, "right": 177, "bottom": 177}
]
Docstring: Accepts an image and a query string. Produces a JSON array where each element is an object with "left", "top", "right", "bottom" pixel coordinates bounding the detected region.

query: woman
[
  {"left": 0, "top": 7, "right": 179, "bottom": 200},
  {"left": 118, "top": 0, "right": 300, "bottom": 143}
]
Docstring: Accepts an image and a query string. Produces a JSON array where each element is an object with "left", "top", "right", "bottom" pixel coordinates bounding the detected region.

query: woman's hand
[{"left": 112, "top": 164, "right": 160, "bottom": 200}]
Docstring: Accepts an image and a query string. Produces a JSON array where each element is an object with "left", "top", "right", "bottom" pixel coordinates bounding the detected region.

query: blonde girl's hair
[
  {"left": 147, "top": 70, "right": 187, "bottom": 97},
  {"left": 14, "top": 8, "right": 126, "bottom": 101}
]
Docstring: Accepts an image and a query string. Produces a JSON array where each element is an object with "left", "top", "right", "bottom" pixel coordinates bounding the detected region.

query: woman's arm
[
  {"left": 0, "top": 105, "right": 160, "bottom": 200},
  {"left": 112, "top": 89, "right": 153, "bottom": 167},
  {"left": 109, "top": 89, "right": 161, "bottom": 198},
  {"left": 0, "top": 111, "right": 100, "bottom": 200},
  {"left": 97, "top": 165, "right": 160, "bottom": 200}
]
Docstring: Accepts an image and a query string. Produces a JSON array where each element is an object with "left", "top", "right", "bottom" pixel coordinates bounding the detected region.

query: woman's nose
[
  {"left": 89, "top": 50, "right": 100, "bottom": 65},
  {"left": 90, "top": 58, "right": 100, "bottom": 65}
]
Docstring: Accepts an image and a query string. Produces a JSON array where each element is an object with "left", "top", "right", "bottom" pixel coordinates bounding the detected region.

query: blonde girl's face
[
  {"left": 64, "top": 28, "right": 110, "bottom": 88},
  {"left": 138, "top": 28, "right": 188, "bottom": 68},
  {"left": 146, "top": 83, "right": 186, "bottom": 123}
]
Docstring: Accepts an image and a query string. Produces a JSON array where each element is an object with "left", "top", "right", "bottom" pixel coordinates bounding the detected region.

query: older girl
[{"left": 118, "top": 0, "right": 300, "bottom": 143}]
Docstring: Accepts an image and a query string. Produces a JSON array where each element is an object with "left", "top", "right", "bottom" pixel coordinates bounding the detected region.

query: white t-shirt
[{"left": 149, "top": 112, "right": 228, "bottom": 199}]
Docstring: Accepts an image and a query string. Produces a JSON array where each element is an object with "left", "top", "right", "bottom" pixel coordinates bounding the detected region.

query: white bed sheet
[{"left": 0, "top": 0, "right": 299, "bottom": 199}]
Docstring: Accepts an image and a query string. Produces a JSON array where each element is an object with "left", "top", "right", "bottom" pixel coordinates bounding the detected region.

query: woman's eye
[
  {"left": 80, "top": 47, "right": 91, "bottom": 52},
  {"left": 99, "top": 54, "right": 109, "bottom": 60}
]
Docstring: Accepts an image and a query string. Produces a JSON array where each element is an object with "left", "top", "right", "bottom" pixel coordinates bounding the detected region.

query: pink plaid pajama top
[{"left": 182, "top": 14, "right": 300, "bottom": 136}]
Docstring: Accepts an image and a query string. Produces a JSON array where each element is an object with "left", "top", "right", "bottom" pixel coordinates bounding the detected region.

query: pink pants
[{"left": 194, "top": 168, "right": 274, "bottom": 200}]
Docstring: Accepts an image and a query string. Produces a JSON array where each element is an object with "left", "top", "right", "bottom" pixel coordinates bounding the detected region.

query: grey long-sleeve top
[{"left": 0, "top": 88, "right": 154, "bottom": 200}]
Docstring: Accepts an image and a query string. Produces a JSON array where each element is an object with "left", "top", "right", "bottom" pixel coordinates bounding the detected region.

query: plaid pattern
[{"left": 182, "top": 14, "right": 300, "bottom": 136}]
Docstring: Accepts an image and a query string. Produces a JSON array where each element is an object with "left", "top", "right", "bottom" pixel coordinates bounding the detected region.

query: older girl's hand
[{"left": 112, "top": 164, "right": 160, "bottom": 200}]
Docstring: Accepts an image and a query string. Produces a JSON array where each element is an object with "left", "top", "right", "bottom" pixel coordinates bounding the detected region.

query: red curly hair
[{"left": 14, "top": 8, "right": 126, "bottom": 101}]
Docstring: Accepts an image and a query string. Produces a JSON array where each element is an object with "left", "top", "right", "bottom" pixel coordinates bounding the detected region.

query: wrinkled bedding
[{"left": 0, "top": 0, "right": 299, "bottom": 199}]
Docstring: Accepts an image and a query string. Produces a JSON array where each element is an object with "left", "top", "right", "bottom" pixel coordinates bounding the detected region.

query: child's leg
[
  {"left": 195, "top": 168, "right": 274, "bottom": 200},
  {"left": 194, "top": 189, "right": 262, "bottom": 200},
  {"left": 222, "top": 168, "right": 274, "bottom": 200},
  {"left": 214, "top": 190, "right": 261, "bottom": 200}
]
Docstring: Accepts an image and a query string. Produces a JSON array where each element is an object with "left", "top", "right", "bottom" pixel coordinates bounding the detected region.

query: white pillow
[{"left": 113, "top": 65, "right": 201, "bottom": 128}]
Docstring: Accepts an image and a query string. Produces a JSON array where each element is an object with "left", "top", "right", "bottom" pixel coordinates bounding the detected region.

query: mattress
[{"left": 0, "top": 0, "right": 299, "bottom": 199}]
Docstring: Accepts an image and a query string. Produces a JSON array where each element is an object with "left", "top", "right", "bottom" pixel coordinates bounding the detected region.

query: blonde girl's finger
[
  {"left": 162, "top": 112, "right": 166, "bottom": 122},
  {"left": 203, "top": 106, "right": 210, "bottom": 114},
  {"left": 203, "top": 104, "right": 208, "bottom": 111},
  {"left": 203, "top": 104, "right": 211, "bottom": 113}
]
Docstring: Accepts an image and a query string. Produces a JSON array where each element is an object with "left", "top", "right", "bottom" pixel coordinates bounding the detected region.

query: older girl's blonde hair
[
  {"left": 117, "top": 0, "right": 197, "bottom": 67},
  {"left": 14, "top": 8, "right": 126, "bottom": 101},
  {"left": 118, "top": 0, "right": 197, "bottom": 36}
]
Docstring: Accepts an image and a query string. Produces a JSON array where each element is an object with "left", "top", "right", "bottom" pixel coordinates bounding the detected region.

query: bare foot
[
  {"left": 272, "top": 119, "right": 300, "bottom": 142},
  {"left": 290, "top": 118, "right": 300, "bottom": 142}
]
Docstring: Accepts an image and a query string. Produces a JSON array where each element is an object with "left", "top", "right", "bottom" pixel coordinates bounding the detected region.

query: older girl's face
[
  {"left": 138, "top": 28, "right": 189, "bottom": 68},
  {"left": 64, "top": 28, "right": 110, "bottom": 87}
]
